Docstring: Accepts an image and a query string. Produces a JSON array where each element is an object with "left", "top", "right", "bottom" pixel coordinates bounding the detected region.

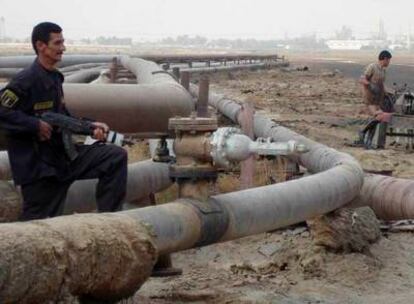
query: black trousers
[{"left": 20, "top": 143, "right": 128, "bottom": 221}]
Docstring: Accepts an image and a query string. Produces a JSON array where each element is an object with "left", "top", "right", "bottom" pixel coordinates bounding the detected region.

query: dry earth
[{"left": 135, "top": 60, "right": 414, "bottom": 303}]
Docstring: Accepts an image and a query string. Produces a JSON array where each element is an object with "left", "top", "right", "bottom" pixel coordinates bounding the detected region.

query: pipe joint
[{"left": 181, "top": 198, "right": 229, "bottom": 247}]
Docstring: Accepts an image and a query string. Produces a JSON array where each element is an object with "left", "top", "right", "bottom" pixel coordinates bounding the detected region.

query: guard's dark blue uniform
[{"left": 0, "top": 59, "right": 127, "bottom": 220}]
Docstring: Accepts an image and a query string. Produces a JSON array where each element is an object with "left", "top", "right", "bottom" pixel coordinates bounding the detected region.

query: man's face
[
  {"left": 381, "top": 57, "right": 391, "bottom": 68},
  {"left": 37, "top": 32, "right": 66, "bottom": 63}
]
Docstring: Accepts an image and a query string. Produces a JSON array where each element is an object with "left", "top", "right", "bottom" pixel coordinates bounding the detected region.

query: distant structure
[
  {"left": 0, "top": 17, "right": 5, "bottom": 41},
  {"left": 377, "top": 18, "right": 387, "bottom": 41},
  {"left": 326, "top": 40, "right": 370, "bottom": 50},
  {"left": 326, "top": 20, "right": 389, "bottom": 50}
]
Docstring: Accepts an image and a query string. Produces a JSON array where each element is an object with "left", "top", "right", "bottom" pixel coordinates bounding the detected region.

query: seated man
[{"left": 0, "top": 22, "right": 127, "bottom": 220}]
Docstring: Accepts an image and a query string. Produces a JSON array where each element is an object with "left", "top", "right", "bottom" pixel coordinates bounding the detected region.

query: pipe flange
[{"left": 210, "top": 127, "right": 242, "bottom": 168}]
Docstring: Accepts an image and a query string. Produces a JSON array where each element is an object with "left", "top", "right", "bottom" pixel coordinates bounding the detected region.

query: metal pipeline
[
  {"left": 0, "top": 68, "right": 22, "bottom": 78},
  {"left": 0, "top": 82, "right": 193, "bottom": 135},
  {"left": 120, "top": 56, "right": 178, "bottom": 84},
  {"left": 178, "top": 61, "right": 289, "bottom": 74},
  {"left": 0, "top": 151, "right": 11, "bottom": 180},
  {"left": 64, "top": 68, "right": 103, "bottom": 83},
  {"left": 124, "top": 121, "right": 363, "bottom": 254},
  {"left": 0, "top": 65, "right": 107, "bottom": 79},
  {"left": 0, "top": 159, "right": 172, "bottom": 222},
  {"left": 0, "top": 54, "right": 284, "bottom": 68},
  {"left": 197, "top": 86, "right": 414, "bottom": 220},
  {"left": 111, "top": 87, "right": 365, "bottom": 255},
  {"left": 59, "top": 62, "right": 109, "bottom": 73},
  {"left": 64, "top": 159, "right": 172, "bottom": 214},
  {"left": 350, "top": 174, "right": 414, "bottom": 220},
  {"left": 63, "top": 83, "right": 192, "bottom": 134},
  {"left": 0, "top": 55, "right": 121, "bottom": 68}
]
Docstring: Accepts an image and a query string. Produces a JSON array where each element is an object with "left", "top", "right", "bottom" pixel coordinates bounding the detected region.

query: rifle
[{"left": 40, "top": 112, "right": 131, "bottom": 160}]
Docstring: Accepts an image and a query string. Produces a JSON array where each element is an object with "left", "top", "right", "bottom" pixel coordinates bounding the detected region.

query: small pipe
[
  {"left": 180, "top": 71, "right": 190, "bottom": 91},
  {"left": 179, "top": 61, "right": 288, "bottom": 74},
  {"left": 172, "top": 67, "right": 180, "bottom": 80}
]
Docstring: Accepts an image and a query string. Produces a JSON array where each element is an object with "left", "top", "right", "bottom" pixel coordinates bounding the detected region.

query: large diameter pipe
[
  {"left": 0, "top": 55, "right": 121, "bottom": 68},
  {"left": 64, "top": 68, "right": 102, "bottom": 83},
  {"left": 351, "top": 174, "right": 414, "bottom": 220},
  {"left": 0, "top": 160, "right": 172, "bottom": 222},
  {"left": 64, "top": 160, "right": 172, "bottom": 214},
  {"left": 120, "top": 56, "right": 178, "bottom": 84},
  {"left": 63, "top": 83, "right": 192, "bottom": 134},
  {"left": 190, "top": 84, "right": 362, "bottom": 173},
  {"left": 0, "top": 151, "right": 11, "bottom": 180},
  {"left": 0, "top": 54, "right": 284, "bottom": 69},
  {"left": 0, "top": 166, "right": 362, "bottom": 302},
  {"left": 128, "top": 158, "right": 361, "bottom": 254},
  {"left": 0, "top": 213, "right": 157, "bottom": 303},
  {"left": 118, "top": 87, "right": 364, "bottom": 256},
  {"left": 0, "top": 68, "right": 22, "bottom": 78},
  {"left": 0, "top": 82, "right": 193, "bottom": 134},
  {"left": 201, "top": 87, "right": 414, "bottom": 220}
]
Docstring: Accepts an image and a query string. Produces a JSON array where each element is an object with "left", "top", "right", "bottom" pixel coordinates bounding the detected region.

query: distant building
[{"left": 326, "top": 39, "right": 388, "bottom": 50}]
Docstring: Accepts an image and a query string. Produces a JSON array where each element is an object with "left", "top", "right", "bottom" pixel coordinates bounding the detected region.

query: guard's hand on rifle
[
  {"left": 38, "top": 120, "right": 52, "bottom": 141},
  {"left": 91, "top": 122, "right": 109, "bottom": 141}
]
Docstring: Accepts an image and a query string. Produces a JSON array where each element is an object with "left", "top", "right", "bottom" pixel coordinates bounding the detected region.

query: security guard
[{"left": 0, "top": 22, "right": 127, "bottom": 220}]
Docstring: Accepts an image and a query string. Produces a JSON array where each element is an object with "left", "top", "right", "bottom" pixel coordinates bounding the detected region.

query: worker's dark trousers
[{"left": 20, "top": 143, "right": 128, "bottom": 221}]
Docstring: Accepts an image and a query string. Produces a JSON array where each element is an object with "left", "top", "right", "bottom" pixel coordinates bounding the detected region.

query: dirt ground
[{"left": 134, "top": 58, "right": 414, "bottom": 303}]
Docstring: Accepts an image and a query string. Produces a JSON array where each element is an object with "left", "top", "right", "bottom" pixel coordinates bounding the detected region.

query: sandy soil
[{"left": 135, "top": 60, "right": 414, "bottom": 303}]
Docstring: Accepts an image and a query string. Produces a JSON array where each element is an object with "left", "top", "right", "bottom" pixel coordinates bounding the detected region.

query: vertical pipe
[
  {"left": 110, "top": 56, "right": 118, "bottom": 83},
  {"left": 197, "top": 76, "right": 209, "bottom": 118},
  {"left": 239, "top": 103, "right": 255, "bottom": 189},
  {"left": 180, "top": 71, "right": 190, "bottom": 91},
  {"left": 172, "top": 67, "right": 180, "bottom": 81}
]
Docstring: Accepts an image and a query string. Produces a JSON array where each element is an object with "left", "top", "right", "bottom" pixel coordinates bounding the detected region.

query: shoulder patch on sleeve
[{"left": 0, "top": 89, "right": 19, "bottom": 108}]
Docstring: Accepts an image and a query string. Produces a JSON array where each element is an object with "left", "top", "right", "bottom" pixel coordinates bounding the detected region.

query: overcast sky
[{"left": 0, "top": 0, "right": 411, "bottom": 40}]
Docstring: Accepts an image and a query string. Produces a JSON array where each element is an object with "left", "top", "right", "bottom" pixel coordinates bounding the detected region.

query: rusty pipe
[
  {"left": 350, "top": 174, "right": 414, "bottom": 220},
  {"left": 0, "top": 82, "right": 193, "bottom": 135},
  {"left": 63, "top": 83, "right": 192, "bottom": 134}
]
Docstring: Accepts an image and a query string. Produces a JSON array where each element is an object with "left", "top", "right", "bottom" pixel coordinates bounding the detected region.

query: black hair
[
  {"left": 378, "top": 50, "right": 392, "bottom": 60},
  {"left": 31, "top": 22, "right": 62, "bottom": 54}
]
